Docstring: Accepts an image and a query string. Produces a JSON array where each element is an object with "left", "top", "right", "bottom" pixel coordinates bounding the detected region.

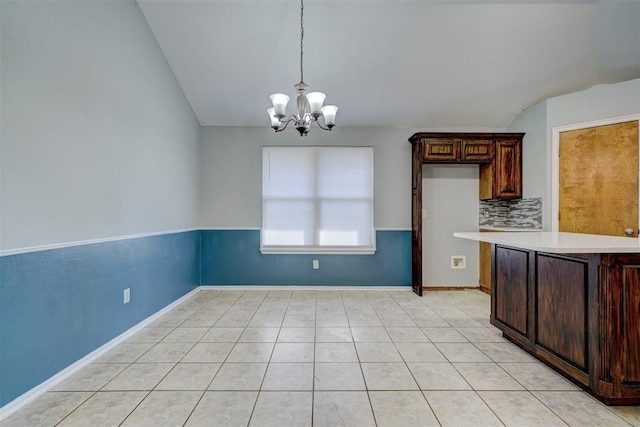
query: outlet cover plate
[{"left": 123, "top": 288, "right": 130, "bottom": 304}]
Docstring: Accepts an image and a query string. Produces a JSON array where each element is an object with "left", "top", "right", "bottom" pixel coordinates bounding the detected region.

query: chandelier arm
[
  {"left": 274, "top": 116, "right": 297, "bottom": 133},
  {"left": 312, "top": 118, "right": 334, "bottom": 131}
]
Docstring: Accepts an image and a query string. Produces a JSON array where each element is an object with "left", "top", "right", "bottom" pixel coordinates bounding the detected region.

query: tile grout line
[
  {"left": 181, "top": 289, "right": 260, "bottom": 426},
  {"left": 344, "top": 291, "right": 380, "bottom": 427},
  {"left": 246, "top": 290, "right": 291, "bottom": 426}
]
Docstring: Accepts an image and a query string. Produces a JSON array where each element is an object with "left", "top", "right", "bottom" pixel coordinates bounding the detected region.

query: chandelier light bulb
[
  {"left": 306, "top": 92, "right": 326, "bottom": 117},
  {"left": 321, "top": 105, "right": 338, "bottom": 127},
  {"left": 270, "top": 94, "right": 290, "bottom": 118},
  {"left": 267, "top": 108, "right": 281, "bottom": 128}
]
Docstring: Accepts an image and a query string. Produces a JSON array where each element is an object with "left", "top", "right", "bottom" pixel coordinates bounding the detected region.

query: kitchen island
[{"left": 455, "top": 231, "right": 640, "bottom": 405}]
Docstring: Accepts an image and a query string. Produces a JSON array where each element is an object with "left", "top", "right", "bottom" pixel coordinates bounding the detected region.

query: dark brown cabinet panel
[
  {"left": 495, "top": 140, "right": 522, "bottom": 198},
  {"left": 479, "top": 139, "right": 522, "bottom": 200},
  {"left": 478, "top": 240, "right": 491, "bottom": 293},
  {"left": 536, "top": 254, "right": 588, "bottom": 370},
  {"left": 460, "top": 140, "right": 493, "bottom": 163},
  {"left": 422, "top": 138, "right": 457, "bottom": 162},
  {"left": 493, "top": 246, "right": 529, "bottom": 336}
]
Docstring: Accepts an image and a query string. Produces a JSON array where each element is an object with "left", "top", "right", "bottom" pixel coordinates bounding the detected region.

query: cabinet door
[
  {"left": 480, "top": 140, "right": 522, "bottom": 200},
  {"left": 422, "top": 138, "right": 457, "bottom": 162},
  {"left": 494, "top": 139, "right": 522, "bottom": 199},
  {"left": 460, "top": 140, "right": 493, "bottom": 163}
]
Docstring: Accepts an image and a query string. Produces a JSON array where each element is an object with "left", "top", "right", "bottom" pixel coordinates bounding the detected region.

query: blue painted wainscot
[
  {"left": 0, "top": 229, "right": 410, "bottom": 409},
  {"left": 0, "top": 231, "right": 200, "bottom": 407},
  {"left": 201, "top": 229, "right": 411, "bottom": 286}
]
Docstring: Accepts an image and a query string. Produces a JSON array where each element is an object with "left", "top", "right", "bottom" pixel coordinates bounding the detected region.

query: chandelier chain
[{"left": 299, "top": 0, "right": 304, "bottom": 83}]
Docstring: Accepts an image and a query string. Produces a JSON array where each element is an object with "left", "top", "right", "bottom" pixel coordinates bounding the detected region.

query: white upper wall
[
  {"left": 198, "top": 126, "right": 413, "bottom": 229},
  {"left": 0, "top": 0, "right": 201, "bottom": 251},
  {"left": 509, "top": 100, "right": 549, "bottom": 228},
  {"left": 546, "top": 78, "right": 640, "bottom": 129}
]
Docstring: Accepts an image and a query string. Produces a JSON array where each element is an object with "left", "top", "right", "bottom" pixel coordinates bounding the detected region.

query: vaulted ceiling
[{"left": 137, "top": 0, "right": 640, "bottom": 129}]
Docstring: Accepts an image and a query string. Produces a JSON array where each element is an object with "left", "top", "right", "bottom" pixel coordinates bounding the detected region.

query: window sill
[{"left": 260, "top": 246, "right": 377, "bottom": 255}]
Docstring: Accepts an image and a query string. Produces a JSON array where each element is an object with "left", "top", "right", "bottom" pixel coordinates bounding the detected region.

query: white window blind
[{"left": 261, "top": 146, "right": 375, "bottom": 254}]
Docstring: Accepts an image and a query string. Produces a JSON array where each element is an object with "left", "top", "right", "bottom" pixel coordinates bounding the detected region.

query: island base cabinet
[{"left": 490, "top": 245, "right": 640, "bottom": 405}]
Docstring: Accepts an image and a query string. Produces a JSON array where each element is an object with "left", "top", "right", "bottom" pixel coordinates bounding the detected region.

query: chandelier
[{"left": 267, "top": 0, "right": 338, "bottom": 136}]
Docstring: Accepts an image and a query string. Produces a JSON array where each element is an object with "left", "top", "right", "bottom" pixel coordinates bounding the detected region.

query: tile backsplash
[{"left": 479, "top": 197, "right": 542, "bottom": 229}]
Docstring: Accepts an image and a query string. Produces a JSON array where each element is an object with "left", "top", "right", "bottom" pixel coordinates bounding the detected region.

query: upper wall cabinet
[
  {"left": 409, "top": 132, "right": 523, "bottom": 200},
  {"left": 421, "top": 137, "right": 494, "bottom": 163}
]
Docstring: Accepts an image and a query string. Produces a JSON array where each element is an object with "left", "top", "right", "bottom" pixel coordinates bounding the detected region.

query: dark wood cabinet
[
  {"left": 408, "top": 132, "right": 524, "bottom": 296},
  {"left": 494, "top": 246, "right": 529, "bottom": 337},
  {"left": 621, "top": 267, "right": 640, "bottom": 384},
  {"left": 478, "top": 241, "right": 491, "bottom": 293},
  {"left": 460, "top": 140, "right": 493, "bottom": 163},
  {"left": 478, "top": 228, "right": 502, "bottom": 294},
  {"left": 479, "top": 139, "right": 522, "bottom": 200},
  {"left": 600, "top": 255, "right": 640, "bottom": 392},
  {"left": 490, "top": 246, "right": 640, "bottom": 405},
  {"left": 420, "top": 137, "right": 495, "bottom": 164},
  {"left": 536, "top": 254, "right": 589, "bottom": 370},
  {"left": 423, "top": 138, "right": 457, "bottom": 162}
]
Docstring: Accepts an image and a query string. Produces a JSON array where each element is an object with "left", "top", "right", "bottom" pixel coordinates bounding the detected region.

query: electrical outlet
[
  {"left": 451, "top": 256, "right": 466, "bottom": 269},
  {"left": 312, "top": 260, "right": 319, "bottom": 269},
  {"left": 123, "top": 288, "right": 130, "bottom": 304}
]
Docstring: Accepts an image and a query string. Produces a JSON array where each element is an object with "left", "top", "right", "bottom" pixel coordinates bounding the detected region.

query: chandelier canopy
[{"left": 267, "top": 0, "right": 338, "bottom": 136}]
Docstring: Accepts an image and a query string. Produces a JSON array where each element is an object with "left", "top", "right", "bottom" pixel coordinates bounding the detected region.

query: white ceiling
[{"left": 137, "top": 0, "right": 640, "bottom": 129}]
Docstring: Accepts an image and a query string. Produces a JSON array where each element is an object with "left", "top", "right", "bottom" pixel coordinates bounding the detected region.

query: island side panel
[{"left": 493, "top": 245, "right": 529, "bottom": 337}]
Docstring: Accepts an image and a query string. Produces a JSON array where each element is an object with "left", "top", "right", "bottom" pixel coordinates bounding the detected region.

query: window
[{"left": 261, "top": 146, "right": 375, "bottom": 254}]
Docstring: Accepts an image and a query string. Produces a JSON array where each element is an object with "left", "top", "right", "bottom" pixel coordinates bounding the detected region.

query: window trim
[{"left": 260, "top": 241, "right": 377, "bottom": 255}]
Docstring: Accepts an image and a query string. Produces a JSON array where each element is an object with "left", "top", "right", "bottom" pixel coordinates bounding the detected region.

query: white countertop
[{"left": 454, "top": 231, "right": 640, "bottom": 253}]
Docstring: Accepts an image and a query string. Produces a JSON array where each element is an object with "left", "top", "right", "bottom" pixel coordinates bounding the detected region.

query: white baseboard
[
  {"left": 0, "top": 288, "right": 200, "bottom": 421},
  {"left": 199, "top": 285, "right": 412, "bottom": 291}
]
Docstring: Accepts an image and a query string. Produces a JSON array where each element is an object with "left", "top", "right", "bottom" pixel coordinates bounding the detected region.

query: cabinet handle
[{"left": 623, "top": 227, "right": 636, "bottom": 236}]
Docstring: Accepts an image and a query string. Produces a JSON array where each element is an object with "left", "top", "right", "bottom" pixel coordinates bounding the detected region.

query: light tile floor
[{"left": 2, "top": 289, "right": 640, "bottom": 426}]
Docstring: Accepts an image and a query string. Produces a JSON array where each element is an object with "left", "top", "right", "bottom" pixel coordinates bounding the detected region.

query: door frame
[{"left": 551, "top": 113, "right": 640, "bottom": 232}]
